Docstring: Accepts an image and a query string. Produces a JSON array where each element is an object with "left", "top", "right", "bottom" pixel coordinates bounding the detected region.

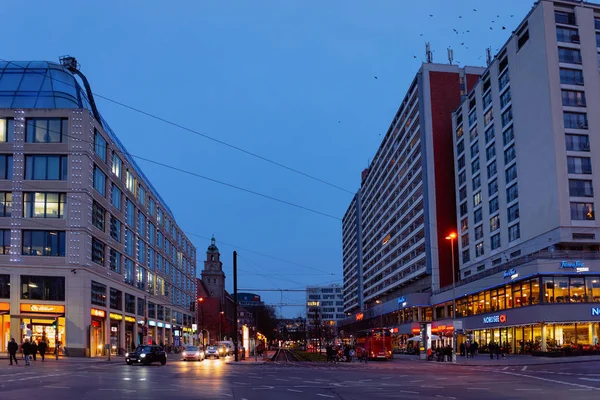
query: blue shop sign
[
  {"left": 592, "top": 308, "right": 600, "bottom": 316},
  {"left": 503, "top": 268, "right": 516, "bottom": 278},
  {"left": 560, "top": 260, "right": 584, "bottom": 269},
  {"left": 397, "top": 296, "right": 406, "bottom": 305}
]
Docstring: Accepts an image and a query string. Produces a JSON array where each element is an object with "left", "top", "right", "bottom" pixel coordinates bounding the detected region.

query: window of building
[
  {"left": 0, "top": 275, "right": 9, "bottom": 298},
  {"left": 484, "top": 109, "right": 493, "bottom": 126},
  {"left": 462, "top": 249, "right": 470, "bottom": 263},
  {"left": 507, "top": 184, "right": 519, "bottom": 203},
  {"left": 470, "top": 141, "right": 479, "bottom": 158},
  {"left": 91, "top": 281, "right": 106, "bottom": 306},
  {"left": 91, "top": 202, "right": 105, "bottom": 231},
  {"left": 474, "top": 208, "right": 483, "bottom": 224},
  {"left": 126, "top": 199, "right": 135, "bottom": 226},
  {"left": 149, "top": 198, "right": 155, "bottom": 216},
  {"left": 21, "top": 275, "right": 65, "bottom": 301},
  {"left": 125, "top": 293, "right": 136, "bottom": 314},
  {"left": 508, "top": 203, "right": 520, "bottom": 222},
  {"left": 490, "top": 215, "right": 500, "bottom": 232},
  {"left": 92, "top": 237, "right": 105, "bottom": 265},
  {"left": 498, "top": 71, "right": 510, "bottom": 91},
  {"left": 471, "top": 158, "right": 480, "bottom": 174},
  {"left": 564, "top": 112, "right": 588, "bottom": 129},
  {"left": 26, "top": 118, "right": 67, "bottom": 143},
  {"left": 138, "top": 211, "right": 146, "bottom": 237},
  {"left": 489, "top": 197, "right": 499, "bottom": 215},
  {"left": 459, "top": 186, "right": 467, "bottom": 201},
  {"left": 0, "top": 229, "right": 10, "bottom": 254},
  {"left": 569, "top": 179, "right": 594, "bottom": 197},
  {"left": 567, "top": 156, "right": 592, "bottom": 174},
  {"left": 0, "top": 192, "right": 11, "bottom": 217},
  {"left": 136, "top": 266, "right": 146, "bottom": 290},
  {"left": 458, "top": 170, "right": 466, "bottom": 186},
  {"left": 148, "top": 248, "right": 155, "bottom": 270},
  {"left": 558, "top": 47, "right": 582, "bottom": 64},
  {"left": 508, "top": 224, "right": 521, "bottom": 242},
  {"left": 487, "top": 161, "right": 497, "bottom": 178},
  {"left": 486, "top": 144, "right": 496, "bottom": 162},
  {"left": 138, "top": 185, "right": 146, "bottom": 205},
  {"left": 23, "top": 192, "right": 65, "bottom": 218},
  {"left": 562, "top": 90, "right": 586, "bottom": 107},
  {"left": 0, "top": 118, "right": 14, "bottom": 142},
  {"left": 126, "top": 170, "right": 136, "bottom": 195},
  {"left": 491, "top": 233, "right": 501, "bottom": 250},
  {"left": 148, "top": 223, "right": 155, "bottom": 245},
  {"left": 456, "top": 125, "right": 464, "bottom": 140},
  {"left": 472, "top": 175, "right": 481, "bottom": 191},
  {"left": 457, "top": 155, "right": 465, "bottom": 170},
  {"left": 22, "top": 230, "right": 65, "bottom": 256},
  {"left": 124, "top": 259, "right": 134, "bottom": 286},
  {"left": 109, "top": 249, "right": 121, "bottom": 273},
  {"left": 461, "top": 234, "right": 469, "bottom": 247},
  {"left": 517, "top": 28, "right": 529, "bottom": 50},
  {"left": 111, "top": 184, "right": 122, "bottom": 211},
  {"left": 560, "top": 68, "right": 584, "bottom": 85},
  {"left": 505, "top": 164, "right": 518, "bottom": 183},
  {"left": 501, "top": 107, "right": 513, "bottom": 128},
  {"left": 25, "top": 155, "right": 66, "bottom": 180},
  {"left": 110, "top": 216, "right": 121, "bottom": 242},
  {"left": 484, "top": 126, "right": 495, "bottom": 144},
  {"left": 483, "top": 91, "right": 492, "bottom": 109},
  {"left": 566, "top": 134, "right": 589, "bottom": 152},
  {"left": 570, "top": 202, "right": 595, "bottom": 220},
  {"left": 555, "top": 11, "right": 576, "bottom": 25},
  {"left": 147, "top": 271, "right": 155, "bottom": 294},
  {"left": 556, "top": 26, "right": 579, "bottom": 43},
  {"left": 475, "top": 225, "right": 483, "bottom": 240},
  {"left": 112, "top": 153, "right": 122, "bottom": 179},
  {"left": 125, "top": 229, "right": 134, "bottom": 257},
  {"left": 475, "top": 242, "right": 484, "bottom": 257},
  {"left": 468, "top": 110, "right": 477, "bottom": 126},
  {"left": 137, "top": 239, "right": 146, "bottom": 265},
  {"left": 94, "top": 130, "right": 107, "bottom": 162},
  {"left": 502, "top": 126, "right": 514, "bottom": 147},
  {"left": 461, "top": 217, "right": 468, "bottom": 233},
  {"left": 93, "top": 166, "right": 106, "bottom": 196},
  {"left": 504, "top": 145, "right": 516, "bottom": 164},
  {"left": 500, "top": 90, "right": 511, "bottom": 109},
  {"left": 473, "top": 191, "right": 482, "bottom": 207},
  {"left": 110, "top": 288, "right": 122, "bottom": 310},
  {"left": 456, "top": 140, "right": 465, "bottom": 155}
]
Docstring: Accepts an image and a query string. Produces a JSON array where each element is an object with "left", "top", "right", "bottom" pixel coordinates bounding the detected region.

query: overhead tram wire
[
  {"left": 0, "top": 114, "right": 342, "bottom": 222},
  {"left": 0, "top": 59, "right": 355, "bottom": 196}
]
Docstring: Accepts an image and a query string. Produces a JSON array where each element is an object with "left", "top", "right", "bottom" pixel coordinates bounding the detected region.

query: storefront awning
[{"left": 12, "top": 313, "right": 64, "bottom": 319}]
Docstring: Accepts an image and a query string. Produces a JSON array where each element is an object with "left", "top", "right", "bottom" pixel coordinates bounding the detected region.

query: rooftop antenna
[
  {"left": 426, "top": 42, "right": 433, "bottom": 63},
  {"left": 486, "top": 47, "right": 492, "bottom": 66},
  {"left": 447, "top": 48, "right": 454, "bottom": 65}
]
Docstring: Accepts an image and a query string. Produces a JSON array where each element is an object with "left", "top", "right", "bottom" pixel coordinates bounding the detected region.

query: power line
[
  {"left": 0, "top": 112, "right": 342, "bottom": 221},
  {"left": 0, "top": 58, "right": 355, "bottom": 195}
]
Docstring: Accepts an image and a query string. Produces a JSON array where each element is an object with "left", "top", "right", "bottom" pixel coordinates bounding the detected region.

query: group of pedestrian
[
  {"left": 7, "top": 337, "right": 48, "bottom": 366},
  {"left": 325, "top": 343, "right": 356, "bottom": 363},
  {"left": 460, "top": 340, "right": 479, "bottom": 358},
  {"left": 488, "top": 341, "right": 506, "bottom": 359}
]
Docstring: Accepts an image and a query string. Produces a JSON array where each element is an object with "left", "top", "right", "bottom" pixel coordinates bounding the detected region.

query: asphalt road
[{"left": 1, "top": 355, "right": 599, "bottom": 399}]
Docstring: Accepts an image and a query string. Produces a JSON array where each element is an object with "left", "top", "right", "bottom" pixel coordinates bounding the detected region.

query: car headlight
[
  {"left": 140, "top": 353, "right": 146, "bottom": 358},
  {"left": 182, "top": 352, "right": 187, "bottom": 356},
  {"left": 125, "top": 353, "right": 129, "bottom": 357},
  {"left": 195, "top": 352, "right": 199, "bottom": 356}
]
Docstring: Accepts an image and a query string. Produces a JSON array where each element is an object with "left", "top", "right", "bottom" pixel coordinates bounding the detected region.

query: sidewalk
[
  {"left": 0, "top": 354, "right": 124, "bottom": 363},
  {"left": 395, "top": 353, "right": 600, "bottom": 366}
]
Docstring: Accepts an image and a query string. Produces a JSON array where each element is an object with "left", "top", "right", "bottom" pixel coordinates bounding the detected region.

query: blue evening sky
[{"left": 1, "top": 0, "right": 533, "bottom": 317}]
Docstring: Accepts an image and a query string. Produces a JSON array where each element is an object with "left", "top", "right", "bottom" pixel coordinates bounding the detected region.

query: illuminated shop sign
[
  {"left": 165, "top": 324, "right": 172, "bottom": 329},
  {"left": 592, "top": 308, "right": 600, "bottom": 316},
  {"left": 561, "top": 260, "right": 584, "bottom": 269},
  {"left": 157, "top": 322, "right": 164, "bottom": 328},
  {"left": 483, "top": 314, "right": 507, "bottom": 324},
  {"left": 503, "top": 268, "right": 516, "bottom": 278},
  {"left": 149, "top": 320, "right": 156, "bottom": 326},
  {"left": 21, "top": 304, "right": 65, "bottom": 313},
  {"left": 124, "top": 316, "right": 136, "bottom": 323},
  {"left": 397, "top": 296, "right": 406, "bottom": 305},
  {"left": 91, "top": 308, "right": 106, "bottom": 318},
  {"left": 307, "top": 301, "right": 320, "bottom": 307},
  {"left": 109, "top": 313, "right": 123, "bottom": 320},
  {"left": 356, "top": 313, "right": 364, "bottom": 321}
]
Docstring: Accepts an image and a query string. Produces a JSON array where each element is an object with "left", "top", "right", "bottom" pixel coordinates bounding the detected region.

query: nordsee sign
[
  {"left": 560, "top": 260, "right": 584, "bottom": 269},
  {"left": 483, "top": 314, "right": 507, "bottom": 324},
  {"left": 592, "top": 308, "right": 600, "bottom": 316},
  {"left": 503, "top": 268, "right": 517, "bottom": 278}
]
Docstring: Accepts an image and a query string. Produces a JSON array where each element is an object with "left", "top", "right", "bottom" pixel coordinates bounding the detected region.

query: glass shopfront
[
  {"left": 19, "top": 304, "right": 66, "bottom": 354},
  {"left": 125, "top": 316, "right": 135, "bottom": 352},
  {"left": 0, "top": 303, "right": 9, "bottom": 353},
  {"left": 109, "top": 313, "right": 122, "bottom": 355},
  {"left": 90, "top": 308, "right": 106, "bottom": 357}
]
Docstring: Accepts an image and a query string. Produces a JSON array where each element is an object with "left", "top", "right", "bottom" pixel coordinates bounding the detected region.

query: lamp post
[
  {"left": 198, "top": 297, "right": 205, "bottom": 346},
  {"left": 445, "top": 232, "right": 457, "bottom": 363},
  {"left": 219, "top": 310, "right": 224, "bottom": 341}
]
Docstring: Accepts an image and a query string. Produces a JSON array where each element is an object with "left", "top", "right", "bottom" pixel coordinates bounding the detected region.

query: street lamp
[
  {"left": 219, "top": 310, "right": 224, "bottom": 341},
  {"left": 198, "top": 297, "right": 205, "bottom": 346},
  {"left": 445, "top": 232, "right": 457, "bottom": 363}
]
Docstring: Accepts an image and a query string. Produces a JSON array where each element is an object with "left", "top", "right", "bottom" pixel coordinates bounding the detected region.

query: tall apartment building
[
  {"left": 452, "top": 0, "right": 600, "bottom": 277},
  {"left": 342, "top": 63, "right": 483, "bottom": 314},
  {"left": 0, "top": 58, "right": 197, "bottom": 356},
  {"left": 306, "top": 284, "right": 345, "bottom": 340}
]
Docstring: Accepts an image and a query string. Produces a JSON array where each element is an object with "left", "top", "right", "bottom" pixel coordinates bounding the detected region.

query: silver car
[
  {"left": 182, "top": 345, "right": 204, "bottom": 361},
  {"left": 205, "top": 345, "right": 225, "bottom": 359}
]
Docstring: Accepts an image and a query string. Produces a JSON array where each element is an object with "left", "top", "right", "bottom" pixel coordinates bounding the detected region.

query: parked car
[
  {"left": 218, "top": 340, "right": 234, "bottom": 356},
  {"left": 205, "top": 344, "right": 226, "bottom": 359},
  {"left": 182, "top": 345, "right": 204, "bottom": 361},
  {"left": 126, "top": 345, "right": 167, "bottom": 365}
]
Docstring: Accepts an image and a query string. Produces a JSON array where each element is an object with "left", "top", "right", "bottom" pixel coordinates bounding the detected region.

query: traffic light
[{"left": 52, "top": 319, "right": 58, "bottom": 328}]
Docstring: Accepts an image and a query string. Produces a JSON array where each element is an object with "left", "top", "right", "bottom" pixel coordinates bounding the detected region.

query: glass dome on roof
[{"left": 0, "top": 60, "right": 174, "bottom": 217}]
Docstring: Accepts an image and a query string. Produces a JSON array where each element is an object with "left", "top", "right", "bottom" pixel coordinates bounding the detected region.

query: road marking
[
  {"left": 98, "top": 389, "right": 136, "bottom": 393},
  {"left": 381, "top": 376, "right": 393, "bottom": 380},
  {"left": 570, "top": 389, "right": 592, "bottom": 391},
  {"left": 422, "top": 385, "right": 445, "bottom": 389},
  {"left": 501, "top": 371, "right": 600, "bottom": 391},
  {"left": 436, "top": 396, "right": 457, "bottom": 400},
  {"left": 233, "top": 382, "right": 247, "bottom": 385},
  {"left": 303, "top": 381, "right": 320, "bottom": 384},
  {"left": 502, "top": 367, "right": 509, "bottom": 370},
  {"left": 316, "top": 394, "right": 334, "bottom": 398},
  {"left": 580, "top": 378, "right": 600, "bottom": 382},
  {"left": 435, "top": 377, "right": 448, "bottom": 380},
  {"left": 467, "top": 388, "right": 490, "bottom": 390},
  {"left": 275, "top": 378, "right": 289, "bottom": 381},
  {"left": 521, "top": 366, "right": 528, "bottom": 371},
  {"left": 409, "top": 380, "right": 424, "bottom": 383},
  {"left": 515, "top": 388, "right": 541, "bottom": 391},
  {"left": 400, "top": 390, "right": 419, "bottom": 394},
  {"left": 287, "top": 389, "right": 303, "bottom": 393},
  {"left": 252, "top": 386, "right": 274, "bottom": 390},
  {"left": 44, "top": 386, "right": 71, "bottom": 389}
]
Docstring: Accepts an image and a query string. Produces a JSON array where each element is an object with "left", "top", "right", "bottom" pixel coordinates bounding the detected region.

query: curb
[
  {"left": 225, "top": 361, "right": 265, "bottom": 365},
  {"left": 414, "top": 358, "right": 600, "bottom": 367}
]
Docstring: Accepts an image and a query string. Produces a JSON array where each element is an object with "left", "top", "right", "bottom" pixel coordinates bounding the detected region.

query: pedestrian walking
[
  {"left": 489, "top": 342, "right": 495, "bottom": 360},
  {"left": 22, "top": 338, "right": 32, "bottom": 366},
  {"left": 31, "top": 340, "right": 38, "bottom": 361},
  {"left": 7, "top": 338, "right": 18, "bottom": 365},
  {"left": 38, "top": 339, "right": 47, "bottom": 362}
]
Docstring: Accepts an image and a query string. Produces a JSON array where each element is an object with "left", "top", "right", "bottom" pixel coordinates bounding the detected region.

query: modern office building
[
  {"left": 342, "top": 63, "right": 484, "bottom": 315},
  {"left": 306, "top": 283, "right": 345, "bottom": 341},
  {"left": 0, "top": 58, "right": 197, "bottom": 356},
  {"left": 429, "top": 0, "right": 600, "bottom": 353}
]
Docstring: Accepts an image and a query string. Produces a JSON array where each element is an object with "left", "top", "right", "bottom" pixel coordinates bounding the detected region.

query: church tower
[{"left": 201, "top": 237, "right": 225, "bottom": 303}]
